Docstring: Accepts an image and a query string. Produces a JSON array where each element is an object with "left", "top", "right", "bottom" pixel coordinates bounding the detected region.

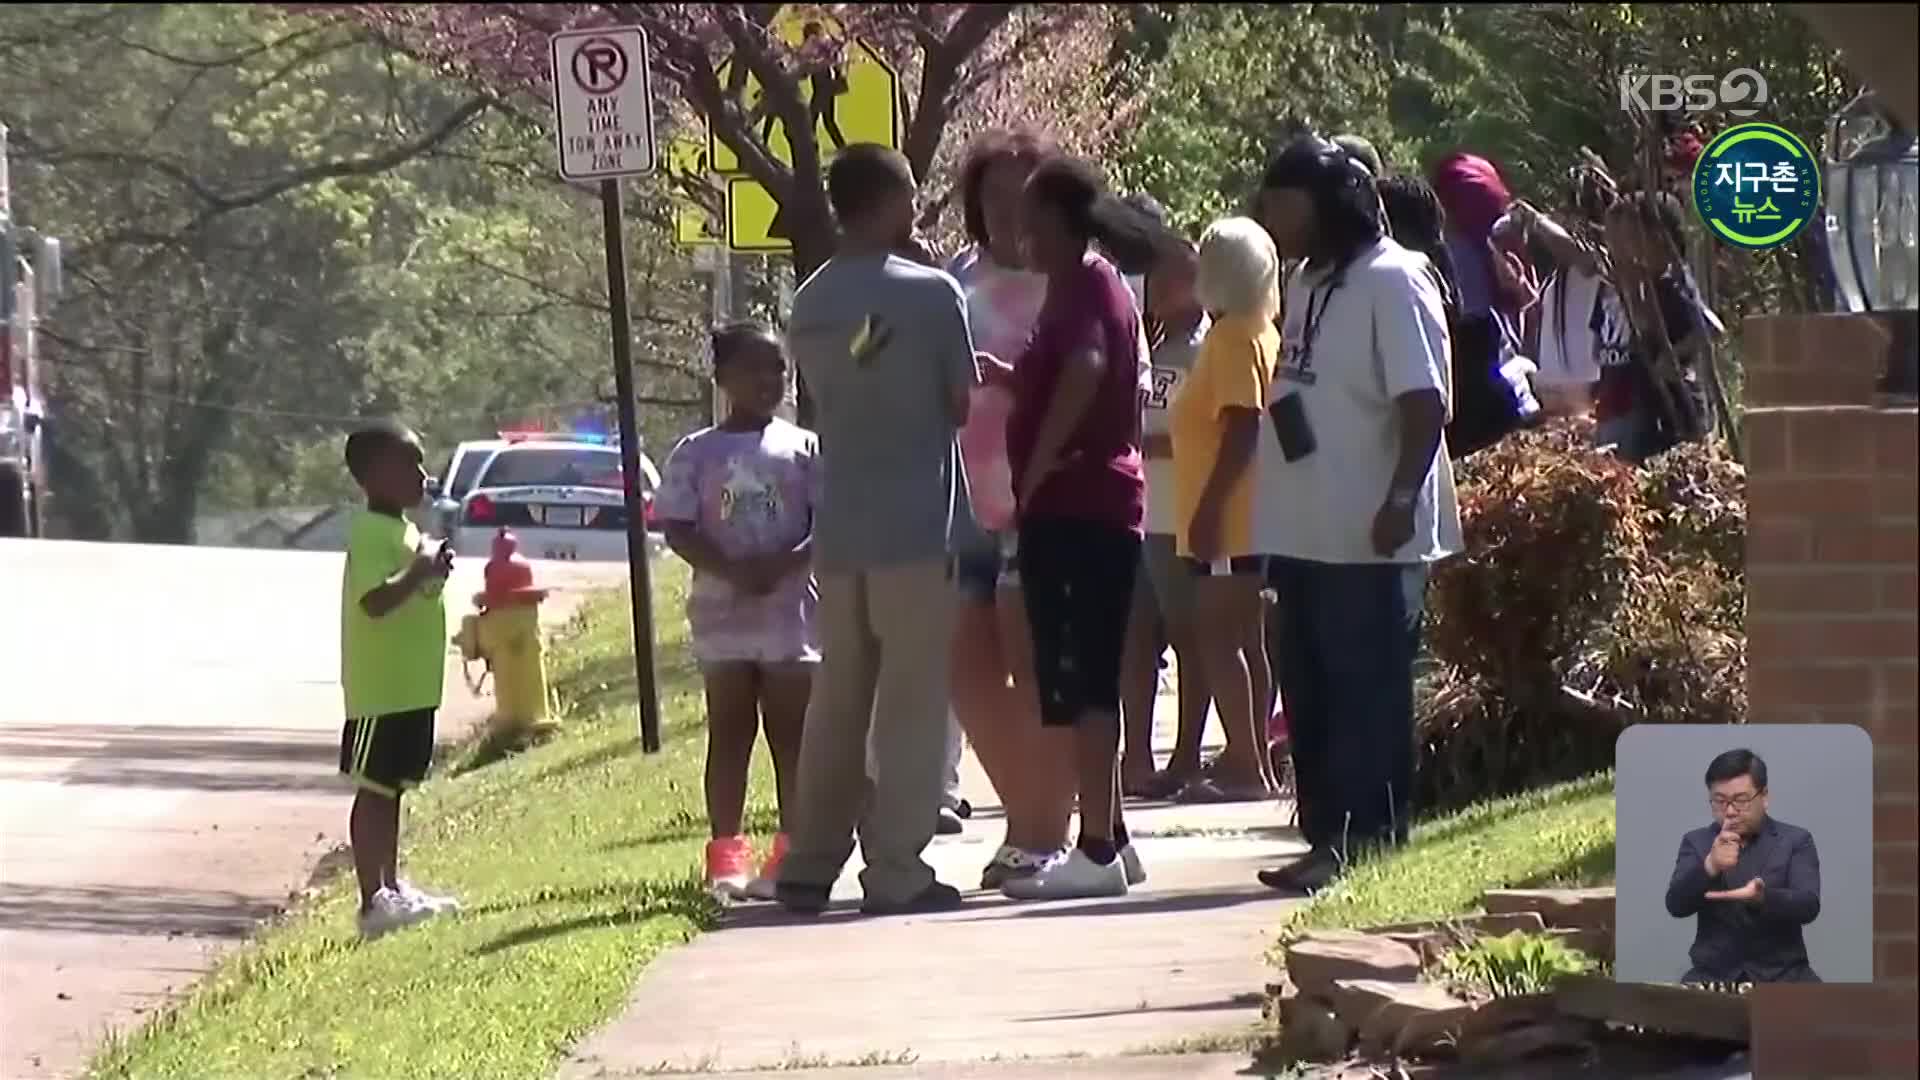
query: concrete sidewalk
[
  {"left": 0, "top": 545, "right": 619, "bottom": 1080},
  {"left": 562, "top": 684, "right": 1305, "bottom": 1079},
  {"left": 702, "top": 1055, "right": 1262, "bottom": 1080}
]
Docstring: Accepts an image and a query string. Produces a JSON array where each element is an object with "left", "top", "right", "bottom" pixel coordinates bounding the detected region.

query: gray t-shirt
[{"left": 787, "top": 253, "right": 980, "bottom": 574}]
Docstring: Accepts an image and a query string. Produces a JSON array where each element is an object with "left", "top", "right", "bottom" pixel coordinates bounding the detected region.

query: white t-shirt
[
  {"left": 1143, "top": 315, "right": 1211, "bottom": 536},
  {"left": 1125, "top": 273, "right": 1153, "bottom": 394},
  {"left": 1535, "top": 267, "right": 1606, "bottom": 388},
  {"left": 1254, "top": 236, "right": 1463, "bottom": 566}
]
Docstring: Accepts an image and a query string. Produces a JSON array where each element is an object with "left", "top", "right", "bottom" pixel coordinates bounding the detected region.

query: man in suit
[{"left": 1665, "top": 748, "right": 1823, "bottom": 983}]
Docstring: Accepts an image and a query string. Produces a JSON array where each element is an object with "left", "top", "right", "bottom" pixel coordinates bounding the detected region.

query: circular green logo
[{"left": 1691, "top": 122, "right": 1822, "bottom": 250}]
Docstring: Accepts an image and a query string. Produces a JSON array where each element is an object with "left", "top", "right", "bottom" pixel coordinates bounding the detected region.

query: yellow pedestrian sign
[
  {"left": 666, "top": 135, "right": 722, "bottom": 247},
  {"left": 725, "top": 176, "right": 798, "bottom": 252},
  {"left": 709, "top": 7, "right": 899, "bottom": 174}
]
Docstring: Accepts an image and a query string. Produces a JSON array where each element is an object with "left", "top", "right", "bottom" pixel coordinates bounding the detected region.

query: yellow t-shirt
[
  {"left": 1168, "top": 311, "right": 1281, "bottom": 558},
  {"left": 341, "top": 509, "right": 447, "bottom": 719}
]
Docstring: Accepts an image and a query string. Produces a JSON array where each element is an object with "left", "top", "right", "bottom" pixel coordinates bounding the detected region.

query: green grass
[
  {"left": 89, "top": 560, "right": 780, "bottom": 1080},
  {"left": 1277, "top": 772, "right": 1616, "bottom": 950}
]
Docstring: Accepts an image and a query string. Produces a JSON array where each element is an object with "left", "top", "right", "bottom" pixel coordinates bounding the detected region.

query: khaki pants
[{"left": 782, "top": 559, "right": 957, "bottom": 905}]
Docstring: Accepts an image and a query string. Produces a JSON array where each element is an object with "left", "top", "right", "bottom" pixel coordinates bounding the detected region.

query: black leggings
[{"left": 1016, "top": 516, "right": 1141, "bottom": 727}]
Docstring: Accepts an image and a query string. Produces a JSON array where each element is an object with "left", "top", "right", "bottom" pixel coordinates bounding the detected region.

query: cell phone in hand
[{"left": 1268, "top": 392, "right": 1318, "bottom": 462}]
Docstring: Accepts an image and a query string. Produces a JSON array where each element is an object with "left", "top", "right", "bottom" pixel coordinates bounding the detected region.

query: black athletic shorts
[
  {"left": 340, "top": 708, "right": 435, "bottom": 796},
  {"left": 1016, "top": 516, "right": 1141, "bottom": 727}
]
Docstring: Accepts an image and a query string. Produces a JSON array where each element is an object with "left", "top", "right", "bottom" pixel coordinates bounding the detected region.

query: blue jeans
[{"left": 1266, "top": 558, "right": 1428, "bottom": 857}]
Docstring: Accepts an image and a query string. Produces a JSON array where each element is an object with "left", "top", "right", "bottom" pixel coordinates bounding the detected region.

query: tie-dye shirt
[
  {"left": 947, "top": 246, "right": 1048, "bottom": 364},
  {"left": 652, "top": 418, "right": 821, "bottom": 664}
]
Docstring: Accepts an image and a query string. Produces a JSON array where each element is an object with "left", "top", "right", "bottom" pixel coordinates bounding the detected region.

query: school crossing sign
[
  {"left": 712, "top": 6, "right": 900, "bottom": 251},
  {"left": 1691, "top": 122, "right": 1821, "bottom": 251},
  {"left": 707, "top": 8, "right": 899, "bottom": 175},
  {"left": 550, "top": 26, "right": 657, "bottom": 181}
]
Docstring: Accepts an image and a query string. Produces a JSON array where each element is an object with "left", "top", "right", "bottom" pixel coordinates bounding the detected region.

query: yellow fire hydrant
[{"left": 454, "top": 528, "right": 555, "bottom": 740}]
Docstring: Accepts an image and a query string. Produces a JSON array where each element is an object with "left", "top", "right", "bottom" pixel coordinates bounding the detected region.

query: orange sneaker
[
  {"left": 705, "top": 836, "right": 754, "bottom": 901},
  {"left": 745, "top": 833, "right": 790, "bottom": 901}
]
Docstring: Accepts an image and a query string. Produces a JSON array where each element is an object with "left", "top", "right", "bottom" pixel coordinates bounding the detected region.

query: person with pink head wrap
[{"left": 1427, "top": 151, "right": 1542, "bottom": 458}]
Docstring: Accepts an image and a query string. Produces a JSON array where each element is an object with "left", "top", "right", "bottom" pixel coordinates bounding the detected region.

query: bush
[{"left": 1416, "top": 422, "right": 1745, "bottom": 811}]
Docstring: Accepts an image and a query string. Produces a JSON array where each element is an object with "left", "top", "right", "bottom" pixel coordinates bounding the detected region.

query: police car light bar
[{"left": 497, "top": 429, "right": 616, "bottom": 446}]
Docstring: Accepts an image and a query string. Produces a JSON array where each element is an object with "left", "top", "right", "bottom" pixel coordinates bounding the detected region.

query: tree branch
[
  {"left": 205, "top": 94, "right": 495, "bottom": 214},
  {"left": 904, "top": 4, "right": 1014, "bottom": 179},
  {"left": 114, "top": 22, "right": 330, "bottom": 70}
]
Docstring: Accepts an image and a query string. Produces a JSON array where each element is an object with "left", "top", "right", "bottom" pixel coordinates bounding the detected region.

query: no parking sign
[{"left": 549, "top": 26, "right": 656, "bottom": 181}]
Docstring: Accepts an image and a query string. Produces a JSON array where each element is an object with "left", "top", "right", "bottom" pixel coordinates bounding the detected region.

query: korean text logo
[
  {"left": 1691, "top": 123, "right": 1821, "bottom": 250},
  {"left": 1618, "top": 68, "right": 1769, "bottom": 117}
]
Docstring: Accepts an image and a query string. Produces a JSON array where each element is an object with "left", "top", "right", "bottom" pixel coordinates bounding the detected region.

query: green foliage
[
  {"left": 1115, "top": 5, "right": 1394, "bottom": 236},
  {"left": 1436, "top": 930, "right": 1597, "bottom": 999},
  {"left": 1277, "top": 773, "right": 1614, "bottom": 947},
  {"left": 1112, "top": 3, "right": 1849, "bottom": 364},
  {"left": 3, "top": 4, "right": 711, "bottom": 540},
  {"left": 1417, "top": 423, "right": 1746, "bottom": 812}
]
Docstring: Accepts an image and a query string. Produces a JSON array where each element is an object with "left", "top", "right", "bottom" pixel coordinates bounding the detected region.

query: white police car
[
  {"left": 449, "top": 432, "right": 660, "bottom": 563},
  {"left": 423, "top": 437, "right": 506, "bottom": 536}
]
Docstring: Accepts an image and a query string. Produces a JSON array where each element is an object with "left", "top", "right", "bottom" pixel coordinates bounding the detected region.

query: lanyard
[{"left": 1292, "top": 274, "right": 1341, "bottom": 376}]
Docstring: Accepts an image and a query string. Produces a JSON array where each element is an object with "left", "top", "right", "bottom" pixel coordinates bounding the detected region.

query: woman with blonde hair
[{"left": 1166, "top": 216, "right": 1284, "bottom": 802}]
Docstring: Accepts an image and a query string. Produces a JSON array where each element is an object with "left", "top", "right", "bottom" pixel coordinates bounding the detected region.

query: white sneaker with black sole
[{"left": 1000, "top": 848, "right": 1128, "bottom": 900}]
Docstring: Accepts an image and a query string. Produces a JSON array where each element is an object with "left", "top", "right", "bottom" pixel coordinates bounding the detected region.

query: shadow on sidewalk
[
  {"left": 1017, "top": 991, "right": 1266, "bottom": 1024},
  {"left": 0, "top": 725, "right": 338, "bottom": 765},
  {"left": 941, "top": 885, "right": 1280, "bottom": 923},
  {"left": 0, "top": 724, "right": 345, "bottom": 793},
  {"left": 707, "top": 884, "right": 1281, "bottom": 929},
  {"left": 0, "top": 882, "right": 282, "bottom": 938}
]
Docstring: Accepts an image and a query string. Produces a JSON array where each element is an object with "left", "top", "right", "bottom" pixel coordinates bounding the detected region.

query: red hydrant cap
[{"left": 477, "top": 528, "right": 549, "bottom": 608}]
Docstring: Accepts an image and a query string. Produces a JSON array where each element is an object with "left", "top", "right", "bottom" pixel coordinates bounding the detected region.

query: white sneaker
[
  {"left": 1001, "top": 848, "right": 1128, "bottom": 900},
  {"left": 1120, "top": 844, "right": 1147, "bottom": 887},
  {"left": 397, "top": 880, "right": 461, "bottom": 914},
  {"left": 358, "top": 888, "right": 436, "bottom": 940},
  {"left": 980, "top": 845, "right": 1063, "bottom": 890}
]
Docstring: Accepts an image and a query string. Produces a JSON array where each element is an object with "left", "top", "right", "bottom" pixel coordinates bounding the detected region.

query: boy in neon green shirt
[{"left": 339, "top": 421, "right": 459, "bottom": 940}]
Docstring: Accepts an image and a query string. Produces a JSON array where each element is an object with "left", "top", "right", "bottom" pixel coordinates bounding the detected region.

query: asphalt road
[{"left": 0, "top": 538, "right": 624, "bottom": 1079}]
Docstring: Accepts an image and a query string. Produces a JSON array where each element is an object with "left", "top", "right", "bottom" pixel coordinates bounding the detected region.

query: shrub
[
  {"left": 1435, "top": 930, "right": 1597, "bottom": 1001},
  {"left": 1416, "top": 422, "right": 1746, "bottom": 811}
]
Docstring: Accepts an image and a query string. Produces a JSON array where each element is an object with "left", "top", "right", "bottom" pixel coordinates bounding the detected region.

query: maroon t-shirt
[{"left": 1005, "top": 253, "right": 1147, "bottom": 534}]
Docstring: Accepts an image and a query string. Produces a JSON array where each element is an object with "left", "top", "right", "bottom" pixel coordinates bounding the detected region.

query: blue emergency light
[{"left": 497, "top": 427, "right": 616, "bottom": 446}]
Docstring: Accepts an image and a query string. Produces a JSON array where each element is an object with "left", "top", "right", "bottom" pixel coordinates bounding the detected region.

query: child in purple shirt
[{"left": 654, "top": 323, "right": 819, "bottom": 903}]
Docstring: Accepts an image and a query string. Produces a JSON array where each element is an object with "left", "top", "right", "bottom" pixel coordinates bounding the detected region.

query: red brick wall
[{"left": 1743, "top": 313, "right": 1918, "bottom": 1080}]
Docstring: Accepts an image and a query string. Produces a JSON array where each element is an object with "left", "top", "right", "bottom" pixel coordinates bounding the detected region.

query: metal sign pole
[
  {"left": 711, "top": 245, "right": 732, "bottom": 426},
  {"left": 599, "top": 177, "right": 662, "bottom": 753}
]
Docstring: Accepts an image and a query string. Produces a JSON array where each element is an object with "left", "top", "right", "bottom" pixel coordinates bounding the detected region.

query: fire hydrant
[{"left": 453, "top": 528, "right": 554, "bottom": 739}]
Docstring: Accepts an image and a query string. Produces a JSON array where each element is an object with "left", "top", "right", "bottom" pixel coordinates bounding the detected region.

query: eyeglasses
[{"left": 1709, "top": 794, "right": 1761, "bottom": 811}]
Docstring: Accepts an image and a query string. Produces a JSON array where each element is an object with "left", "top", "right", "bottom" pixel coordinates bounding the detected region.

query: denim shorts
[{"left": 955, "top": 531, "right": 1020, "bottom": 603}]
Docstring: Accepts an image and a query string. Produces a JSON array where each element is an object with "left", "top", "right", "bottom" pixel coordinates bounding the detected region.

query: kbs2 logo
[{"left": 1618, "top": 68, "right": 1769, "bottom": 117}]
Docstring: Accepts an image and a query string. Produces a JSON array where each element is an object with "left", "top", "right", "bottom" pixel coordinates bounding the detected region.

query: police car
[
  {"left": 448, "top": 431, "right": 660, "bottom": 563},
  {"left": 423, "top": 437, "right": 506, "bottom": 536}
]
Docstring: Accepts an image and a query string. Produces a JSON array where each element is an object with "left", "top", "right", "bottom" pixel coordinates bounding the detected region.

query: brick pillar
[{"left": 1742, "top": 313, "right": 1918, "bottom": 1080}]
